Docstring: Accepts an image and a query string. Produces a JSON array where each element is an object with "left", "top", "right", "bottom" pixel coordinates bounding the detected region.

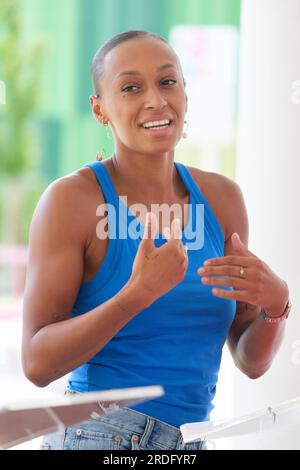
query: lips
[
  {"left": 139, "top": 122, "right": 173, "bottom": 139},
  {"left": 143, "top": 119, "right": 171, "bottom": 129},
  {"left": 139, "top": 116, "right": 174, "bottom": 128}
]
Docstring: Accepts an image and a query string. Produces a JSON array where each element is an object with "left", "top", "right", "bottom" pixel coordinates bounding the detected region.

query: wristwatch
[{"left": 261, "top": 299, "right": 292, "bottom": 323}]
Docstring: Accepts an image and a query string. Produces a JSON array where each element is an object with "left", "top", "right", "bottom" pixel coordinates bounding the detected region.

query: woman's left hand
[{"left": 197, "top": 232, "right": 289, "bottom": 314}]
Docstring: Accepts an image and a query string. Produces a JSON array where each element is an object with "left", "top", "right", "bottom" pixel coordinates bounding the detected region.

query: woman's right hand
[{"left": 128, "top": 212, "right": 189, "bottom": 305}]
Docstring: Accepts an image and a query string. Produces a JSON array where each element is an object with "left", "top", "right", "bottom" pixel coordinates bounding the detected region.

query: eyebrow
[{"left": 115, "top": 63, "right": 176, "bottom": 80}]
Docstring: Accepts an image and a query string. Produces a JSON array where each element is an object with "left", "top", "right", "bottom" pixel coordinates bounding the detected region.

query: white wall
[{"left": 233, "top": 0, "right": 300, "bottom": 449}]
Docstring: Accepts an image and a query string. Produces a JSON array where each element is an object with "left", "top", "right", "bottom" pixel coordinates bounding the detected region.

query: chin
[
  {"left": 145, "top": 140, "right": 178, "bottom": 154},
  {"left": 147, "top": 147, "right": 174, "bottom": 156}
]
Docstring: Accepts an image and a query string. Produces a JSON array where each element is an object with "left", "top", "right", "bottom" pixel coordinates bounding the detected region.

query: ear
[{"left": 90, "top": 95, "right": 107, "bottom": 124}]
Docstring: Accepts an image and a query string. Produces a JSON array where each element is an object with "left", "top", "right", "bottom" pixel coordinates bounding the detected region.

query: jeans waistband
[{"left": 64, "top": 388, "right": 204, "bottom": 450}]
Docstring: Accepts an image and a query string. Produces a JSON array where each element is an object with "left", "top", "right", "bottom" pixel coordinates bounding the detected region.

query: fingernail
[
  {"left": 204, "top": 260, "right": 211, "bottom": 265},
  {"left": 198, "top": 267, "right": 205, "bottom": 274}
]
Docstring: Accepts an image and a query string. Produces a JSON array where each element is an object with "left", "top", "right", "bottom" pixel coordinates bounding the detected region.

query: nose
[{"left": 144, "top": 87, "right": 167, "bottom": 109}]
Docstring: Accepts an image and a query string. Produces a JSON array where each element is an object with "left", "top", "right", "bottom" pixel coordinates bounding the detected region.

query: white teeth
[{"left": 142, "top": 119, "right": 171, "bottom": 128}]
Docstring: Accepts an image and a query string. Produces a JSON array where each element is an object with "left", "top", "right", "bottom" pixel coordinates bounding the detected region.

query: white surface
[
  {"left": 181, "top": 396, "right": 300, "bottom": 443},
  {"left": 0, "top": 385, "right": 164, "bottom": 449},
  {"left": 1, "top": 386, "right": 164, "bottom": 411}
]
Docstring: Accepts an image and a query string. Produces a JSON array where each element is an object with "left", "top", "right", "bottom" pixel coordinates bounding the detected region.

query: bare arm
[
  {"left": 224, "top": 179, "right": 289, "bottom": 378},
  {"left": 228, "top": 300, "right": 286, "bottom": 379},
  {"left": 22, "top": 175, "right": 148, "bottom": 387}
]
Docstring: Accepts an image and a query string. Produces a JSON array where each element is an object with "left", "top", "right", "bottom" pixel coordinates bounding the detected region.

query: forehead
[{"left": 103, "top": 37, "right": 180, "bottom": 78}]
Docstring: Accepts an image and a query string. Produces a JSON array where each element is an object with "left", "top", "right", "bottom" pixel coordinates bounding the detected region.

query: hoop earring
[
  {"left": 96, "top": 148, "right": 106, "bottom": 161},
  {"left": 182, "top": 119, "right": 189, "bottom": 139}
]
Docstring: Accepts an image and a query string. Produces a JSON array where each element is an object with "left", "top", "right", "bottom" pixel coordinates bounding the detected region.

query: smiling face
[{"left": 91, "top": 36, "right": 187, "bottom": 157}]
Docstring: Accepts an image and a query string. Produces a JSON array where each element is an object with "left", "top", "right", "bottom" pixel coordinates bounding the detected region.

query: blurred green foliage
[
  {"left": 0, "top": 0, "right": 46, "bottom": 244},
  {"left": 0, "top": 0, "right": 45, "bottom": 175}
]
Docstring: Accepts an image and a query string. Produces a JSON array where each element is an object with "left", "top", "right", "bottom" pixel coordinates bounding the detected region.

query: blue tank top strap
[
  {"left": 81, "top": 161, "right": 123, "bottom": 293},
  {"left": 174, "top": 161, "right": 224, "bottom": 245},
  {"left": 84, "top": 161, "right": 119, "bottom": 206}
]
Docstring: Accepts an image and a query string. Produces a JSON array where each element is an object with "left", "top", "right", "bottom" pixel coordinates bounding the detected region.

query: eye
[
  {"left": 161, "top": 79, "right": 177, "bottom": 86},
  {"left": 121, "top": 85, "right": 140, "bottom": 93}
]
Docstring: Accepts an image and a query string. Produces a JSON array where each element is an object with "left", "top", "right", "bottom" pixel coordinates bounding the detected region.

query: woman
[{"left": 22, "top": 30, "right": 291, "bottom": 450}]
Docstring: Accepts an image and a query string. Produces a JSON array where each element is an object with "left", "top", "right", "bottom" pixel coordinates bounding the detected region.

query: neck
[{"left": 111, "top": 149, "right": 180, "bottom": 201}]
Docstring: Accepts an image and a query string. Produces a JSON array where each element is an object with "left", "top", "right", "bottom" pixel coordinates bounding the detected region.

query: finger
[
  {"left": 162, "top": 226, "right": 171, "bottom": 240},
  {"left": 170, "top": 217, "right": 182, "bottom": 242},
  {"left": 178, "top": 241, "right": 188, "bottom": 260},
  {"left": 231, "top": 232, "right": 259, "bottom": 259},
  {"left": 204, "top": 256, "right": 255, "bottom": 267},
  {"left": 211, "top": 288, "right": 251, "bottom": 302},
  {"left": 201, "top": 276, "right": 250, "bottom": 289},
  {"left": 178, "top": 244, "right": 189, "bottom": 272},
  {"left": 143, "top": 212, "right": 157, "bottom": 242},
  {"left": 198, "top": 264, "right": 253, "bottom": 278}
]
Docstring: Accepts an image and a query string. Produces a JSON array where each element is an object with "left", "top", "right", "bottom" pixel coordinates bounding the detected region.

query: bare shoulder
[
  {"left": 186, "top": 164, "right": 242, "bottom": 200},
  {"left": 186, "top": 165, "right": 247, "bottom": 241},
  {"left": 38, "top": 166, "right": 103, "bottom": 210},
  {"left": 31, "top": 166, "right": 104, "bottom": 243}
]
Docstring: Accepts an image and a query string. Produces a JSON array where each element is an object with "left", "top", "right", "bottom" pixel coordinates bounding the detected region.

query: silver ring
[{"left": 239, "top": 266, "right": 245, "bottom": 278}]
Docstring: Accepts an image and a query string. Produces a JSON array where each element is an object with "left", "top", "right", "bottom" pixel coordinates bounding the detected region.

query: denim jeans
[{"left": 41, "top": 391, "right": 206, "bottom": 451}]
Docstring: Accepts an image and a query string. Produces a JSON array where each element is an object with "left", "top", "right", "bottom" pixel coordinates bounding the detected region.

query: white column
[{"left": 233, "top": 0, "right": 300, "bottom": 449}]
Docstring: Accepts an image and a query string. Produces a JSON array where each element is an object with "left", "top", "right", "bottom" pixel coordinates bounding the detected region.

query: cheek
[{"left": 110, "top": 116, "right": 137, "bottom": 144}]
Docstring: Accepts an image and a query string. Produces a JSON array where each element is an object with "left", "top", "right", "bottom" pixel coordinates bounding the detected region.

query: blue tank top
[{"left": 68, "top": 160, "right": 236, "bottom": 427}]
